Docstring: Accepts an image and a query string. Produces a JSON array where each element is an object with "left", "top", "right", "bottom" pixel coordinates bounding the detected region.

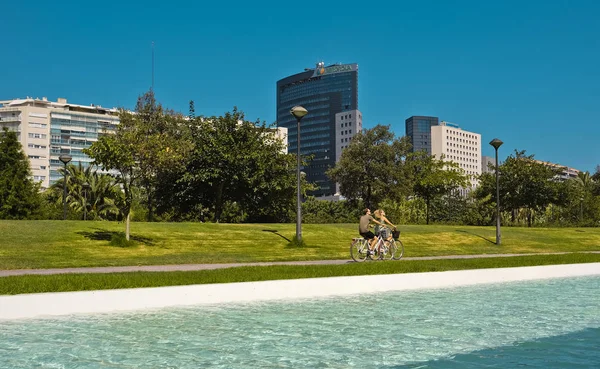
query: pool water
[{"left": 1, "top": 276, "right": 599, "bottom": 368}]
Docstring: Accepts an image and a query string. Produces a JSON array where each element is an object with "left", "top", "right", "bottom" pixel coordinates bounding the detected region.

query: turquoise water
[{"left": 1, "top": 276, "right": 599, "bottom": 368}]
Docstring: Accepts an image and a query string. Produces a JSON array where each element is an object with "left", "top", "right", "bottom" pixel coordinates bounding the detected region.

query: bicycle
[
  {"left": 350, "top": 229, "right": 404, "bottom": 261},
  {"left": 388, "top": 228, "right": 404, "bottom": 260}
]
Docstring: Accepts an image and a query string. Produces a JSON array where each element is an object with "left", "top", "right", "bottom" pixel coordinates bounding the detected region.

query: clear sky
[{"left": 2, "top": 0, "right": 599, "bottom": 172}]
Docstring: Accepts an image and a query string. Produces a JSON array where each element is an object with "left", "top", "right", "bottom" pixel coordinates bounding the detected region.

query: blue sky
[{"left": 2, "top": 0, "right": 599, "bottom": 172}]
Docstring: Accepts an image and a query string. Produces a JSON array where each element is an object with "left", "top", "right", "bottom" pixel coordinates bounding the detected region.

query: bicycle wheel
[
  {"left": 350, "top": 239, "right": 369, "bottom": 262},
  {"left": 392, "top": 239, "right": 404, "bottom": 260},
  {"left": 382, "top": 239, "right": 395, "bottom": 260}
]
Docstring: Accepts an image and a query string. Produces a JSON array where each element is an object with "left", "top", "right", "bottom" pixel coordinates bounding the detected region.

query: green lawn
[
  {"left": 1, "top": 220, "right": 600, "bottom": 270},
  {"left": 2, "top": 253, "right": 600, "bottom": 295}
]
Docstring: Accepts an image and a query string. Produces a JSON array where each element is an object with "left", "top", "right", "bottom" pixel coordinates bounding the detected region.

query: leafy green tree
[
  {"left": 327, "top": 125, "right": 412, "bottom": 208},
  {"left": 592, "top": 165, "right": 600, "bottom": 184},
  {"left": 475, "top": 150, "right": 561, "bottom": 227},
  {"left": 85, "top": 91, "right": 189, "bottom": 238},
  {"left": 409, "top": 151, "right": 468, "bottom": 225},
  {"left": 503, "top": 151, "right": 562, "bottom": 226},
  {"left": 557, "top": 171, "right": 600, "bottom": 225},
  {"left": 131, "top": 91, "right": 192, "bottom": 221},
  {"left": 0, "top": 128, "right": 42, "bottom": 219},
  {"left": 168, "top": 107, "right": 299, "bottom": 223},
  {"left": 84, "top": 132, "right": 135, "bottom": 238}
]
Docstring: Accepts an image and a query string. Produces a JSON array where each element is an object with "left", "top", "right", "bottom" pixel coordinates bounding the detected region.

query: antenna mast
[{"left": 151, "top": 41, "right": 155, "bottom": 91}]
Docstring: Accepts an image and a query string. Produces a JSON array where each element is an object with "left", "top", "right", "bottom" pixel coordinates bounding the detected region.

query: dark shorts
[{"left": 360, "top": 231, "right": 375, "bottom": 240}]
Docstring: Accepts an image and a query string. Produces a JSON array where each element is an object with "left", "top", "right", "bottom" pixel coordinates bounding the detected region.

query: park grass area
[
  {"left": 1, "top": 253, "right": 600, "bottom": 295},
  {"left": 1, "top": 220, "right": 600, "bottom": 270}
]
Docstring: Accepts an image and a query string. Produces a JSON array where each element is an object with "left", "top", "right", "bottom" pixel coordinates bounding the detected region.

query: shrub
[{"left": 110, "top": 232, "right": 136, "bottom": 247}]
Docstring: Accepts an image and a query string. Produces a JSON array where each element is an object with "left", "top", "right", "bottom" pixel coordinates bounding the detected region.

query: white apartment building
[
  {"left": 0, "top": 97, "right": 119, "bottom": 189},
  {"left": 335, "top": 109, "right": 362, "bottom": 162},
  {"left": 272, "top": 126, "right": 288, "bottom": 154},
  {"left": 329, "top": 109, "right": 363, "bottom": 198},
  {"left": 431, "top": 121, "right": 482, "bottom": 191},
  {"left": 534, "top": 160, "right": 581, "bottom": 181}
]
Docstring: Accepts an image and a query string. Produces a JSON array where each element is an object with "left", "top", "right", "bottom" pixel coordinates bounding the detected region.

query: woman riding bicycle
[{"left": 373, "top": 209, "right": 396, "bottom": 242}]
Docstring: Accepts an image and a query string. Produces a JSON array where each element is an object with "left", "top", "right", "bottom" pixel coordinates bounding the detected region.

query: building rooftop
[{"left": 0, "top": 97, "right": 119, "bottom": 115}]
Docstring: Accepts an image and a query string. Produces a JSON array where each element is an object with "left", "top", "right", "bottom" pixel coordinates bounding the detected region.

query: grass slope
[{"left": 1, "top": 220, "right": 600, "bottom": 270}]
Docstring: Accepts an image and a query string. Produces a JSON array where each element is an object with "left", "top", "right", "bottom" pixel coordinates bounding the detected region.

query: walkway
[{"left": 1, "top": 251, "right": 599, "bottom": 277}]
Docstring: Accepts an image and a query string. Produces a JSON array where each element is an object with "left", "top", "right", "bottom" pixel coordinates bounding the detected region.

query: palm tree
[
  {"left": 50, "top": 163, "right": 122, "bottom": 220},
  {"left": 567, "top": 171, "right": 594, "bottom": 223},
  {"left": 574, "top": 171, "right": 594, "bottom": 194}
]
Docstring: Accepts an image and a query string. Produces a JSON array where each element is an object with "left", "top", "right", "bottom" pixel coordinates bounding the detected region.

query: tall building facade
[
  {"left": 405, "top": 116, "right": 439, "bottom": 154},
  {"left": 277, "top": 62, "right": 359, "bottom": 197},
  {"left": 0, "top": 97, "right": 118, "bottom": 189},
  {"left": 431, "top": 121, "right": 482, "bottom": 191},
  {"left": 481, "top": 156, "right": 494, "bottom": 174},
  {"left": 334, "top": 110, "right": 362, "bottom": 162}
]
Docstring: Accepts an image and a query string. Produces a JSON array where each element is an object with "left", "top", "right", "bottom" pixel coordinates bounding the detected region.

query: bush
[
  {"left": 110, "top": 232, "right": 136, "bottom": 247},
  {"left": 301, "top": 198, "right": 361, "bottom": 223}
]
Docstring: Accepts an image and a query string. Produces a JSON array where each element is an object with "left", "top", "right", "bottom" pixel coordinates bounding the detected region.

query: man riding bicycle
[{"left": 359, "top": 208, "right": 385, "bottom": 255}]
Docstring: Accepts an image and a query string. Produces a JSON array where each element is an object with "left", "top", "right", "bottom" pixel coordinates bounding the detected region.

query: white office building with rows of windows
[
  {"left": 0, "top": 97, "right": 119, "bottom": 189},
  {"left": 431, "top": 121, "right": 482, "bottom": 191}
]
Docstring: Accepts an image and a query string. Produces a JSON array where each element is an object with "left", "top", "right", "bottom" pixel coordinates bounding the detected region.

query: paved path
[{"left": 1, "top": 251, "right": 599, "bottom": 277}]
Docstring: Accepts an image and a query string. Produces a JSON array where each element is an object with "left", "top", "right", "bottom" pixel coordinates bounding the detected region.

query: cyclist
[
  {"left": 373, "top": 209, "right": 397, "bottom": 242},
  {"left": 359, "top": 208, "right": 385, "bottom": 255}
]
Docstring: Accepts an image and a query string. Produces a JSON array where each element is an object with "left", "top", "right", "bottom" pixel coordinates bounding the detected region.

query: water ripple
[{"left": 1, "top": 276, "right": 599, "bottom": 368}]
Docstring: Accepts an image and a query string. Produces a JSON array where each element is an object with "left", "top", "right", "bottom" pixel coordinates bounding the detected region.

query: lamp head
[
  {"left": 489, "top": 138, "right": 503, "bottom": 150},
  {"left": 290, "top": 106, "right": 308, "bottom": 120},
  {"left": 59, "top": 155, "right": 72, "bottom": 164}
]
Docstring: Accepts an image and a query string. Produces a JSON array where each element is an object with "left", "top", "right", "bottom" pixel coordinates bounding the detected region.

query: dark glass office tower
[
  {"left": 277, "top": 62, "right": 358, "bottom": 197},
  {"left": 405, "top": 116, "right": 439, "bottom": 154}
]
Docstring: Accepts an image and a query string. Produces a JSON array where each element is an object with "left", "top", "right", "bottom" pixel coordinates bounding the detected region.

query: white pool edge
[{"left": 2, "top": 263, "right": 599, "bottom": 320}]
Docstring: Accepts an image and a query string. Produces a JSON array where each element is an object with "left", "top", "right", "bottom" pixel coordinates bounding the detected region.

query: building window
[
  {"left": 29, "top": 122, "right": 47, "bottom": 128},
  {"left": 28, "top": 133, "right": 47, "bottom": 139}
]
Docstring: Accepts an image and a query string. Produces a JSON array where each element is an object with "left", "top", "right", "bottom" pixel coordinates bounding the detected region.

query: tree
[
  {"left": 475, "top": 150, "right": 561, "bottom": 227},
  {"left": 84, "top": 128, "right": 136, "bottom": 238},
  {"left": 409, "top": 151, "right": 468, "bottom": 225},
  {"left": 85, "top": 91, "right": 189, "bottom": 238},
  {"left": 167, "top": 107, "right": 300, "bottom": 222},
  {"left": 0, "top": 128, "right": 42, "bottom": 219},
  {"left": 592, "top": 165, "right": 600, "bottom": 184},
  {"left": 130, "top": 91, "right": 192, "bottom": 221},
  {"left": 47, "top": 163, "right": 122, "bottom": 220},
  {"left": 327, "top": 125, "right": 412, "bottom": 208}
]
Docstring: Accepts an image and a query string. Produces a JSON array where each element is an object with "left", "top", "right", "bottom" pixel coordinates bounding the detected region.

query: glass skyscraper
[
  {"left": 277, "top": 62, "right": 358, "bottom": 197},
  {"left": 405, "top": 116, "right": 439, "bottom": 154}
]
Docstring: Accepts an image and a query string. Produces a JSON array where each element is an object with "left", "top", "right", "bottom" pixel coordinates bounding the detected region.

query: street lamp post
[
  {"left": 58, "top": 155, "right": 72, "bottom": 220},
  {"left": 489, "top": 138, "right": 503, "bottom": 245},
  {"left": 83, "top": 182, "right": 91, "bottom": 221},
  {"left": 580, "top": 197, "right": 584, "bottom": 222},
  {"left": 290, "top": 106, "right": 308, "bottom": 244}
]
